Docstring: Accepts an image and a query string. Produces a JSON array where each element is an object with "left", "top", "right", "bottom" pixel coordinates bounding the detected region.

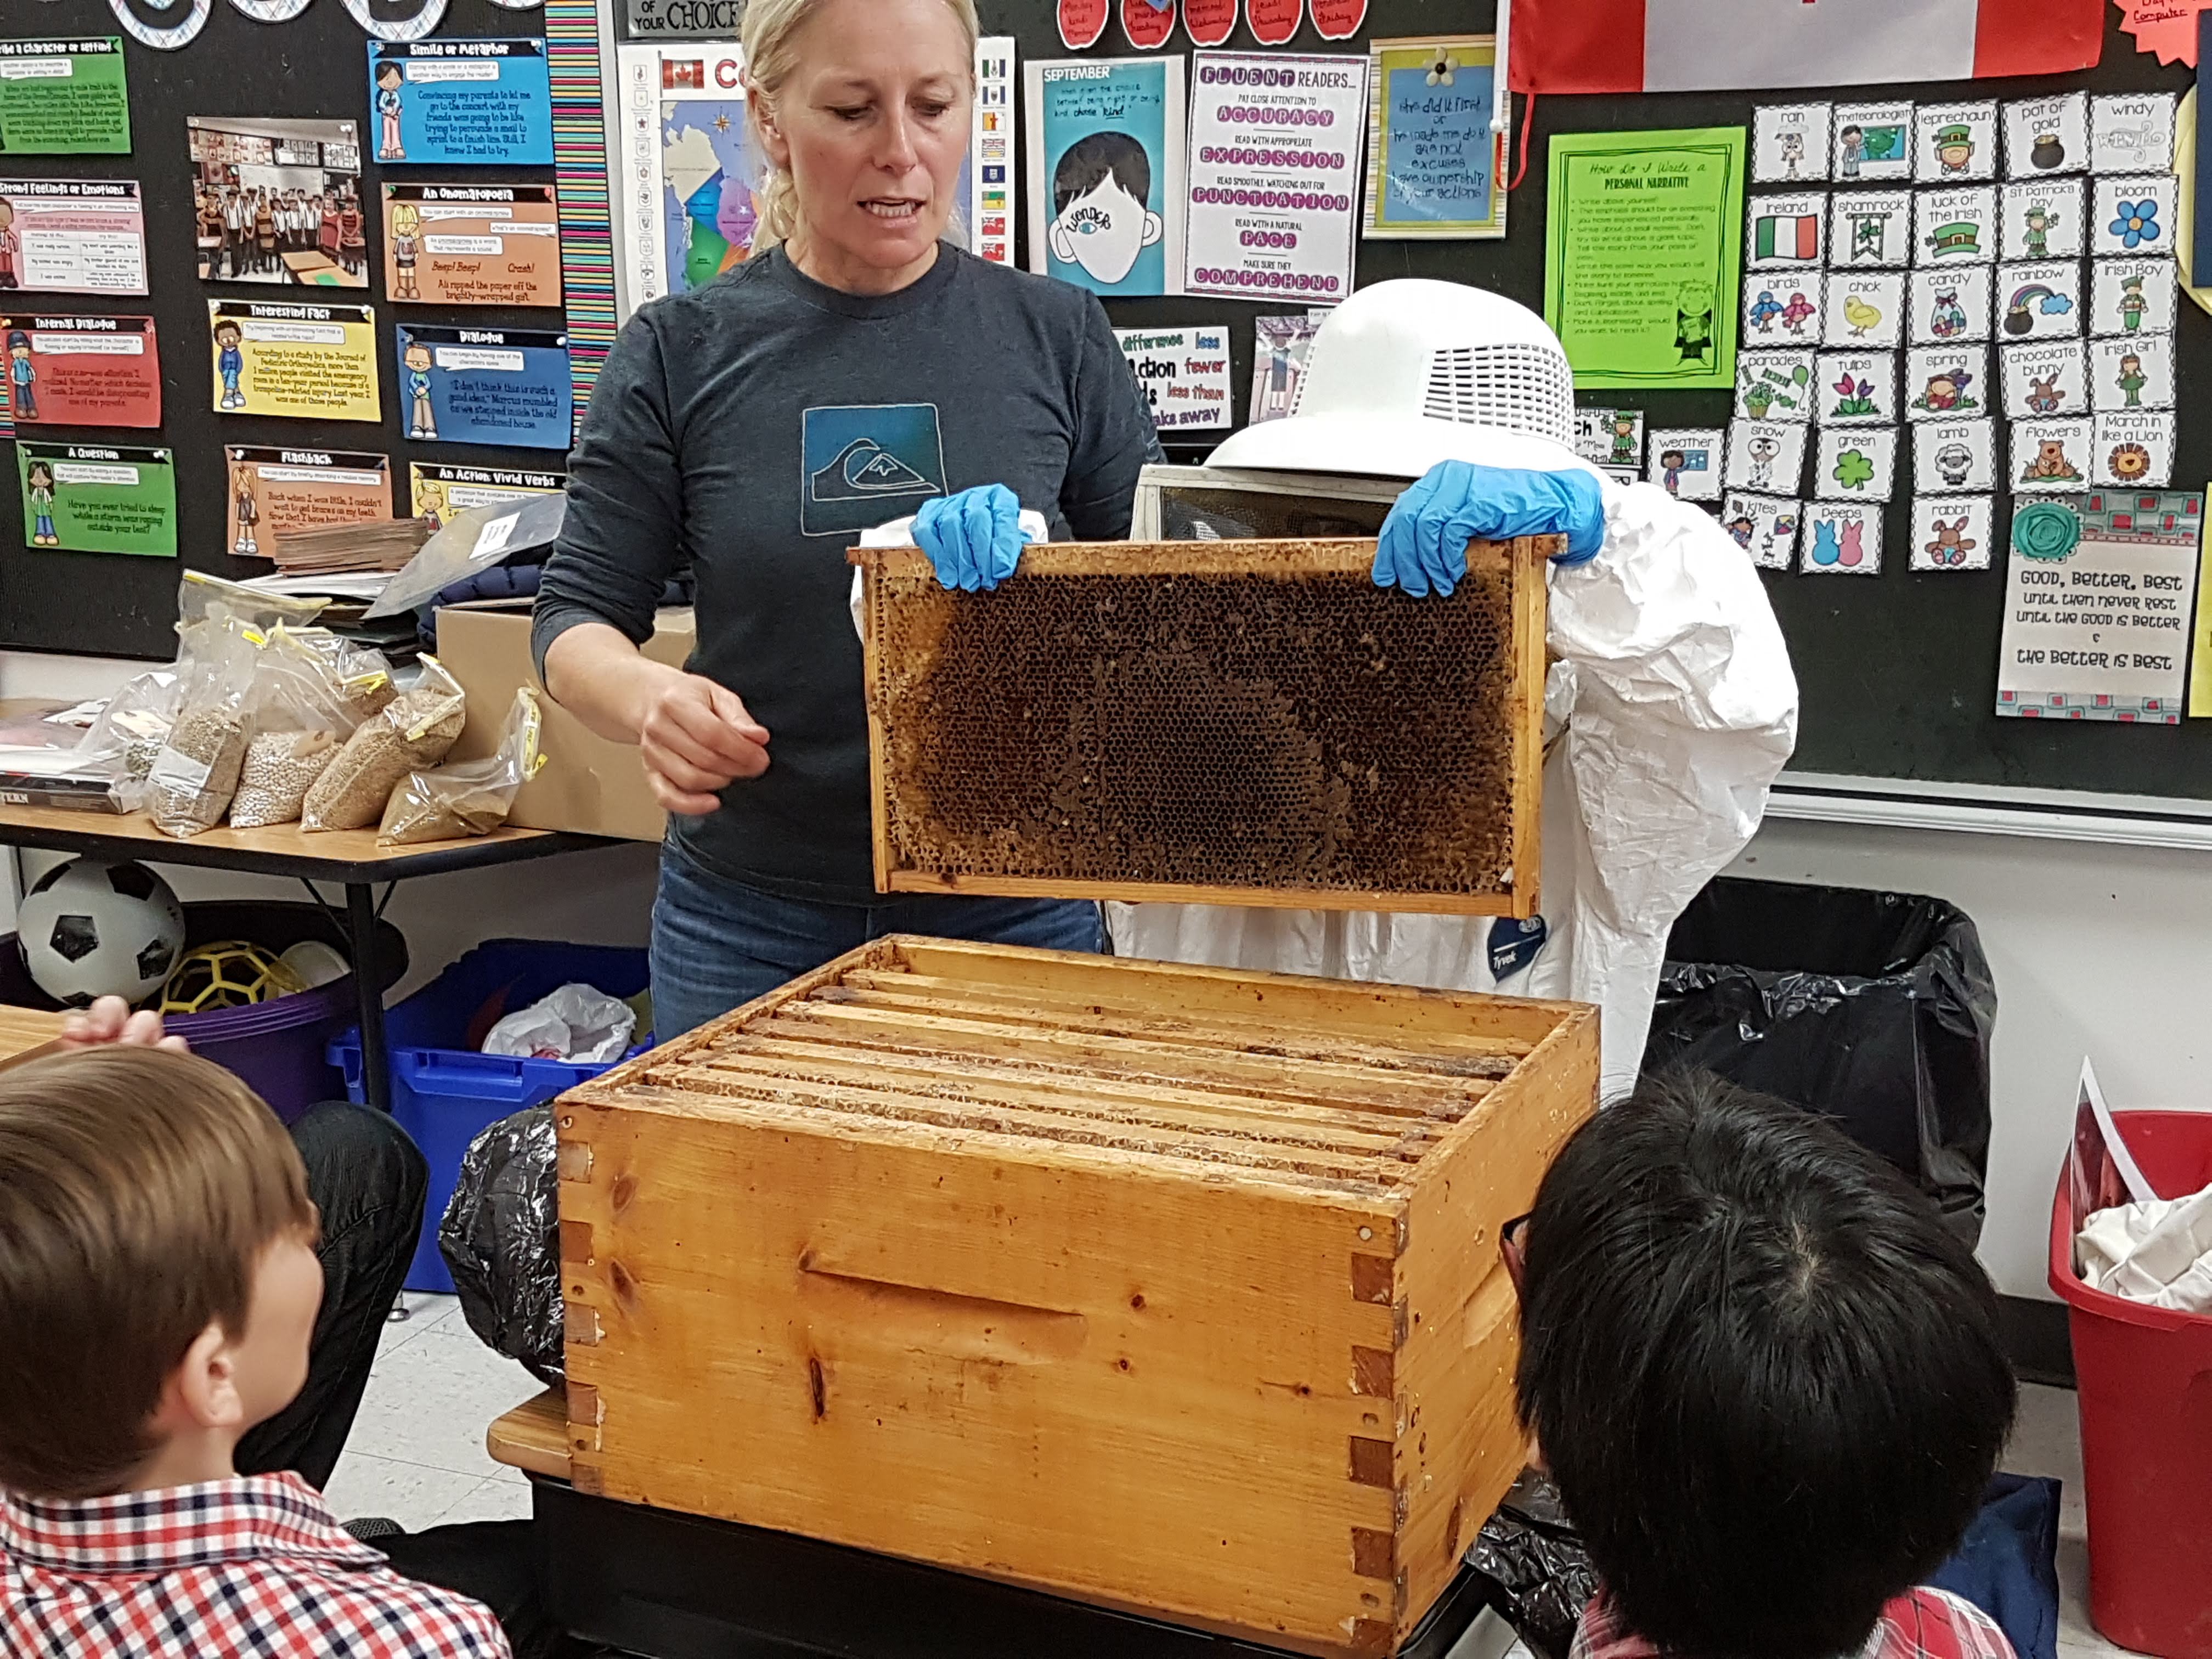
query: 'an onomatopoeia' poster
[
  {"left": 368, "top": 40, "right": 553, "bottom": 167},
  {"left": 17, "top": 439, "right": 175, "bottom": 557},
  {"left": 0, "top": 37, "right": 129, "bottom": 153},
  {"left": 1115, "top": 325, "right": 1233, "bottom": 429},
  {"left": 209, "top": 300, "right": 380, "bottom": 422},
  {"left": 1185, "top": 52, "right": 1369, "bottom": 302},
  {"left": 410, "top": 461, "right": 565, "bottom": 528},
  {"left": 0, "top": 179, "right": 146, "bottom": 295},
  {"left": 2, "top": 313, "right": 160, "bottom": 427},
  {"left": 396, "top": 324, "right": 572, "bottom": 449},
  {"left": 223, "top": 447, "right": 391, "bottom": 556},
  {"left": 382, "top": 184, "right": 560, "bottom": 307}
]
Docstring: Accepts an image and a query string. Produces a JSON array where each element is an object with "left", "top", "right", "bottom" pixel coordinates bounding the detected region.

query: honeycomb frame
[{"left": 851, "top": 537, "right": 1553, "bottom": 917}]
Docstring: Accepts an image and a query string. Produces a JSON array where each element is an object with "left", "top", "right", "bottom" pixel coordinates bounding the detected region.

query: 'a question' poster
[
  {"left": 368, "top": 40, "right": 553, "bottom": 167},
  {"left": 17, "top": 440, "right": 176, "bottom": 557}
]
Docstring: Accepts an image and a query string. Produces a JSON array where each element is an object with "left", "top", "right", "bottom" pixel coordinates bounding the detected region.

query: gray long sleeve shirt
[{"left": 533, "top": 243, "right": 1159, "bottom": 904}]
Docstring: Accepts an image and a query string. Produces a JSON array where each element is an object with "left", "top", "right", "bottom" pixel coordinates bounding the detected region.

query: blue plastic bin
[{"left": 331, "top": 938, "right": 651, "bottom": 1293}]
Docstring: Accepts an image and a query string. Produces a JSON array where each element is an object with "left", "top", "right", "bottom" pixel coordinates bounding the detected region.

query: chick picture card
[
  {"left": 1646, "top": 428, "right": 1724, "bottom": 502},
  {"left": 1909, "top": 265, "right": 1994, "bottom": 345},
  {"left": 1815, "top": 350, "right": 1898, "bottom": 424},
  {"left": 1720, "top": 492, "right": 1800, "bottom": 570},
  {"left": 1822, "top": 272, "right": 1905, "bottom": 349},
  {"left": 1747, "top": 191, "right": 1826, "bottom": 269},
  {"left": 2090, "top": 332, "right": 2175, "bottom": 411},
  {"left": 2090, "top": 93, "right": 2177, "bottom": 176},
  {"left": 1752, "top": 104, "right": 1830, "bottom": 185},
  {"left": 1743, "top": 272, "right": 1824, "bottom": 344},
  {"left": 2001, "top": 340, "right": 2089, "bottom": 419},
  {"left": 2005, "top": 93, "right": 2090, "bottom": 179},
  {"left": 2011, "top": 416, "right": 2095, "bottom": 492},
  {"left": 2089, "top": 257, "right": 2177, "bottom": 336},
  {"left": 2092, "top": 411, "right": 2176, "bottom": 488},
  {"left": 1914, "top": 102, "right": 1998, "bottom": 183},
  {"left": 1832, "top": 102, "right": 1912, "bottom": 183},
  {"left": 1723, "top": 419, "right": 1808, "bottom": 495},
  {"left": 1734, "top": 349, "right": 1815, "bottom": 421},
  {"left": 393, "top": 324, "right": 572, "bottom": 449},
  {"left": 1801, "top": 501, "right": 1882, "bottom": 575},
  {"left": 2090, "top": 175, "right": 2177, "bottom": 257},
  {"left": 1915, "top": 185, "right": 1998, "bottom": 264},
  {"left": 1996, "top": 262, "right": 2084, "bottom": 340},
  {"left": 2000, "top": 179, "right": 2087, "bottom": 261},
  {"left": 1814, "top": 427, "right": 1898, "bottom": 503},
  {"left": 1910, "top": 495, "right": 1995, "bottom": 571},
  {"left": 1026, "top": 57, "right": 1187, "bottom": 299},
  {"left": 1829, "top": 190, "right": 1913, "bottom": 267},
  {"left": 1905, "top": 345, "right": 1987, "bottom": 420},
  {"left": 1915, "top": 417, "right": 1998, "bottom": 494}
]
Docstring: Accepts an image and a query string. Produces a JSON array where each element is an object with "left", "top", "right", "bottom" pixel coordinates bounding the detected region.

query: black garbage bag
[
  {"left": 439, "top": 1104, "right": 565, "bottom": 1385},
  {"left": 1643, "top": 877, "right": 1996, "bottom": 1244},
  {"left": 1465, "top": 1474, "right": 1599, "bottom": 1659}
]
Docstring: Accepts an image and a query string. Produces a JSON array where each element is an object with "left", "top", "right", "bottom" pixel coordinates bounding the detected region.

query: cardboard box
[
  {"left": 437, "top": 604, "right": 695, "bottom": 843},
  {"left": 558, "top": 938, "right": 1599, "bottom": 1657}
]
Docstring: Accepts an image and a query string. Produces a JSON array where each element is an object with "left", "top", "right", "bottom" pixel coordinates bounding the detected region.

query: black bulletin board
[{"left": 0, "top": 0, "right": 563, "bottom": 661}]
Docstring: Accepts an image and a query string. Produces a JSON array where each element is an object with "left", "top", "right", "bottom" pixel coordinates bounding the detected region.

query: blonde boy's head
[{"left": 0, "top": 1048, "right": 318, "bottom": 1498}]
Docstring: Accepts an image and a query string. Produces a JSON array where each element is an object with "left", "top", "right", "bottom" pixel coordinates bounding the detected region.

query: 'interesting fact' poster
[
  {"left": 368, "top": 40, "right": 554, "bottom": 167},
  {"left": 0, "top": 38, "right": 129, "bottom": 154},
  {"left": 18, "top": 440, "right": 176, "bottom": 557},
  {"left": 210, "top": 300, "right": 381, "bottom": 423}
]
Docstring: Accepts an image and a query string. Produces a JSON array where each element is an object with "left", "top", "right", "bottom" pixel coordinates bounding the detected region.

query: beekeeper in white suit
[{"left": 1109, "top": 280, "right": 1799, "bottom": 1098}]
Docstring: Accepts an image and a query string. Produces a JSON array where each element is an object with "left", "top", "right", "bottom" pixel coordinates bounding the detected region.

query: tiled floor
[{"left": 332, "top": 1319, "right": 2147, "bottom": 1657}]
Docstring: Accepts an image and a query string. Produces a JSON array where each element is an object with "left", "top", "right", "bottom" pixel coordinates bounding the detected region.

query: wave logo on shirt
[{"left": 800, "top": 403, "right": 947, "bottom": 537}]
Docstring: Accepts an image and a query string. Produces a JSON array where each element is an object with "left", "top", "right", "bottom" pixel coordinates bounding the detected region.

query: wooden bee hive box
[
  {"left": 850, "top": 536, "right": 1555, "bottom": 918},
  {"left": 557, "top": 938, "right": 1596, "bottom": 1657}
]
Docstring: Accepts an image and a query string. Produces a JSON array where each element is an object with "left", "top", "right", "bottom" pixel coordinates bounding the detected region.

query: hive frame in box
[
  {"left": 1127, "top": 462, "right": 1408, "bottom": 540},
  {"left": 555, "top": 937, "right": 1599, "bottom": 1658},
  {"left": 850, "top": 528, "right": 1554, "bottom": 919}
]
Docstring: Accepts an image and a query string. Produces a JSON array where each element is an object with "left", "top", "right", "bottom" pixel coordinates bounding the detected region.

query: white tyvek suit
[{"left": 1109, "top": 481, "right": 1800, "bottom": 1101}]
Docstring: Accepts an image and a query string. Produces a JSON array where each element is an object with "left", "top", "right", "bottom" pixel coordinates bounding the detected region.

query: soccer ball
[
  {"left": 160, "top": 941, "right": 309, "bottom": 1015},
  {"left": 17, "top": 859, "right": 187, "bottom": 1008}
]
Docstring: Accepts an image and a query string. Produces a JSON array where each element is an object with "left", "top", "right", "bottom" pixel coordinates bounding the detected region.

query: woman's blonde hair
[{"left": 741, "top": 0, "right": 980, "bottom": 252}]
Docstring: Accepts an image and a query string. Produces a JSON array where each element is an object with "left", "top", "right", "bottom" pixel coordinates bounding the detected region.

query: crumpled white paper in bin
[
  {"left": 2080, "top": 1183, "right": 2212, "bottom": 1314},
  {"left": 482, "top": 983, "right": 636, "bottom": 1065}
]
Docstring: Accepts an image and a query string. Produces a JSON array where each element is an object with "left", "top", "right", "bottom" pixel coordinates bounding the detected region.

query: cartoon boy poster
[{"left": 1026, "top": 57, "right": 1184, "bottom": 298}]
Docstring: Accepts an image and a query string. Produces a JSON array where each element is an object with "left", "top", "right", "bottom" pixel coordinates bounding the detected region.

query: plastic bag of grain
[
  {"left": 145, "top": 619, "right": 262, "bottom": 838},
  {"left": 301, "top": 656, "right": 467, "bottom": 832},
  {"left": 230, "top": 627, "right": 398, "bottom": 828},
  {"left": 378, "top": 687, "right": 545, "bottom": 845}
]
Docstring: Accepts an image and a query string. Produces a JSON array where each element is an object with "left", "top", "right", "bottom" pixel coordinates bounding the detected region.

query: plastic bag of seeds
[
  {"left": 379, "top": 688, "right": 545, "bottom": 845},
  {"left": 73, "top": 668, "right": 184, "bottom": 792},
  {"left": 302, "top": 656, "right": 468, "bottom": 832},
  {"left": 146, "top": 619, "right": 262, "bottom": 838}
]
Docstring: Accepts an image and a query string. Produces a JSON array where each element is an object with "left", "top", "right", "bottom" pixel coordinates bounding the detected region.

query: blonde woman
[
  {"left": 535, "top": 0, "right": 1159, "bottom": 1038},
  {"left": 389, "top": 202, "right": 421, "bottom": 300}
]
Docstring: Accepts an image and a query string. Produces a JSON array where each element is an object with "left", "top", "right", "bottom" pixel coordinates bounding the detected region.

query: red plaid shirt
[
  {"left": 1, "top": 1471, "right": 510, "bottom": 1658},
  {"left": 1572, "top": 1587, "right": 2017, "bottom": 1659}
]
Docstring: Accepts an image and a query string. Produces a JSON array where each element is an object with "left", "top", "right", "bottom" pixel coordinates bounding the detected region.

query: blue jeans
[{"left": 650, "top": 840, "right": 1106, "bottom": 1041}]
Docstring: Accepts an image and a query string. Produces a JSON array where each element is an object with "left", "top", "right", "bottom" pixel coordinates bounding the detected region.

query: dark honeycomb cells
[{"left": 875, "top": 564, "right": 1521, "bottom": 898}]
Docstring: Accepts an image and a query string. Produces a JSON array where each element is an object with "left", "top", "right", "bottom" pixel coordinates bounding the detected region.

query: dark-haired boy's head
[
  {"left": 1515, "top": 1071, "right": 2015, "bottom": 1659},
  {"left": 1052, "top": 130, "right": 1153, "bottom": 215}
]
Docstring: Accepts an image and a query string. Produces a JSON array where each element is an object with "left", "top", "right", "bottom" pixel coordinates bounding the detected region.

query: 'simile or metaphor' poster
[
  {"left": 367, "top": 39, "right": 554, "bottom": 167},
  {"left": 396, "top": 324, "right": 573, "bottom": 449},
  {"left": 1, "top": 313, "right": 160, "bottom": 427},
  {"left": 0, "top": 179, "right": 147, "bottom": 295},
  {"left": 1026, "top": 55, "right": 1187, "bottom": 298},
  {"left": 1184, "top": 51, "right": 1368, "bottom": 302},
  {"left": 17, "top": 439, "right": 176, "bottom": 557},
  {"left": 0, "top": 37, "right": 129, "bottom": 154},
  {"left": 209, "top": 300, "right": 381, "bottom": 422},
  {"left": 223, "top": 446, "right": 392, "bottom": 557},
  {"left": 1544, "top": 127, "right": 1745, "bottom": 390}
]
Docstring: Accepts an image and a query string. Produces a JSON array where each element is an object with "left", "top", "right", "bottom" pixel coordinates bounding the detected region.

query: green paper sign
[
  {"left": 1543, "top": 127, "right": 1745, "bottom": 391},
  {"left": 18, "top": 441, "right": 176, "bottom": 557},
  {"left": 0, "top": 39, "right": 130, "bottom": 155}
]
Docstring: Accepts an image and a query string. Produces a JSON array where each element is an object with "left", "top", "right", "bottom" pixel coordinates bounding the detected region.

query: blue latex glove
[
  {"left": 1373, "top": 461, "right": 1608, "bottom": 597},
  {"left": 915, "top": 483, "right": 1030, "bottom": 592}
]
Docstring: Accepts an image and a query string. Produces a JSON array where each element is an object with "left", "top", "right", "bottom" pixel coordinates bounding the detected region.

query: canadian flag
[{"left": 1510, "top": 0, "right": 2103, "bottom": 94}]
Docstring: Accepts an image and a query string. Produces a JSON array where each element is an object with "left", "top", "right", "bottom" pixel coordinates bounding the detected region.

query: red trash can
[{"left": 2047, "top": 1110, "right": 2212, "bottom": 1658}]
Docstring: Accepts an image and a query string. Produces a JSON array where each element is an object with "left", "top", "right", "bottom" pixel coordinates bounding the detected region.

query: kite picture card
[
  {"left": 1815, "top": 348, "right": 1899, "bottom": 424},
  {"left": 1996, "top": 261, "right": 2084, "bottom": 341},
  {"left": 1734, "top": 348, "right": 1816, "bottom": 420},
  {"left": 1832, "top": 100, "right": 1913, "bottom": 183},
  {"left": 1752, "top": 104, "right": 1831, "bottom": 184},
  {"left": 1746, "top": 191, "right": 1826, "bottom": 269},
  {"left": 1647, "top": 427, "right": 1724, "bottom": 501},
  {"left": 1915, "top": 184, "right": 1999, "bottom": 264},
  {"left": 1915, "top": 417, "right": 1998, "bottom": 493},
  {"left": 1910, "top": 495, "right": 1995, "bottom": 570},
  {"left": 1905, "top": 344, "right": 1988, "bottom": 420},
  {"left": 1724, "top": 418, "right": 1809, "bottom": 495},
  {"left": 2089, "top": 173, "right": 2177, "bottom": 258},
  {"left": 1743, "top": 270, "right": 1824, "bottom": 344},
  {"left": 2089, "top": 331, "right": 2175, "bottom": 412},
  {"left": 1999, "top": 178, "right": 2086, "bottom": 261},
  {"left": 2001, "top": 338, "right": 2089, "bottom": 419},
  {"left": 2004, "top": 92, "right": 2090, "bottom": 179},
  {"left": 1915, "top": 101, "right": 1999, "bottom": 183},
  {"left": 1814, "top": 426, "right": 1898, "bottom": 503},
  {"left": 1908, "top": 263, "right": 1994, "bottom": 345},
  {"left": 1801, "top": 500, "right": 1882, "bottom": 575},
  {"left": 1830, "top": 189, "right": 1914, "bottom": 266},
  {"left": 2089, "top": 256, "right": 2176, "bottom": 337},
  {"left": 2089, "top": 93, "right": 2176, "bottom": 176},
  {"left": 2011, "top": 416, "right": 2095, "bottom": 492},
  {"left": 2092, "top": 410, "right": 2175, "bottom": 489},
  {"left": 1822, "top": 270, "right": 1905, "bottom": 348},
  {"left": 1720, "top": 492, "right": 1801, "bottom": 571}
]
